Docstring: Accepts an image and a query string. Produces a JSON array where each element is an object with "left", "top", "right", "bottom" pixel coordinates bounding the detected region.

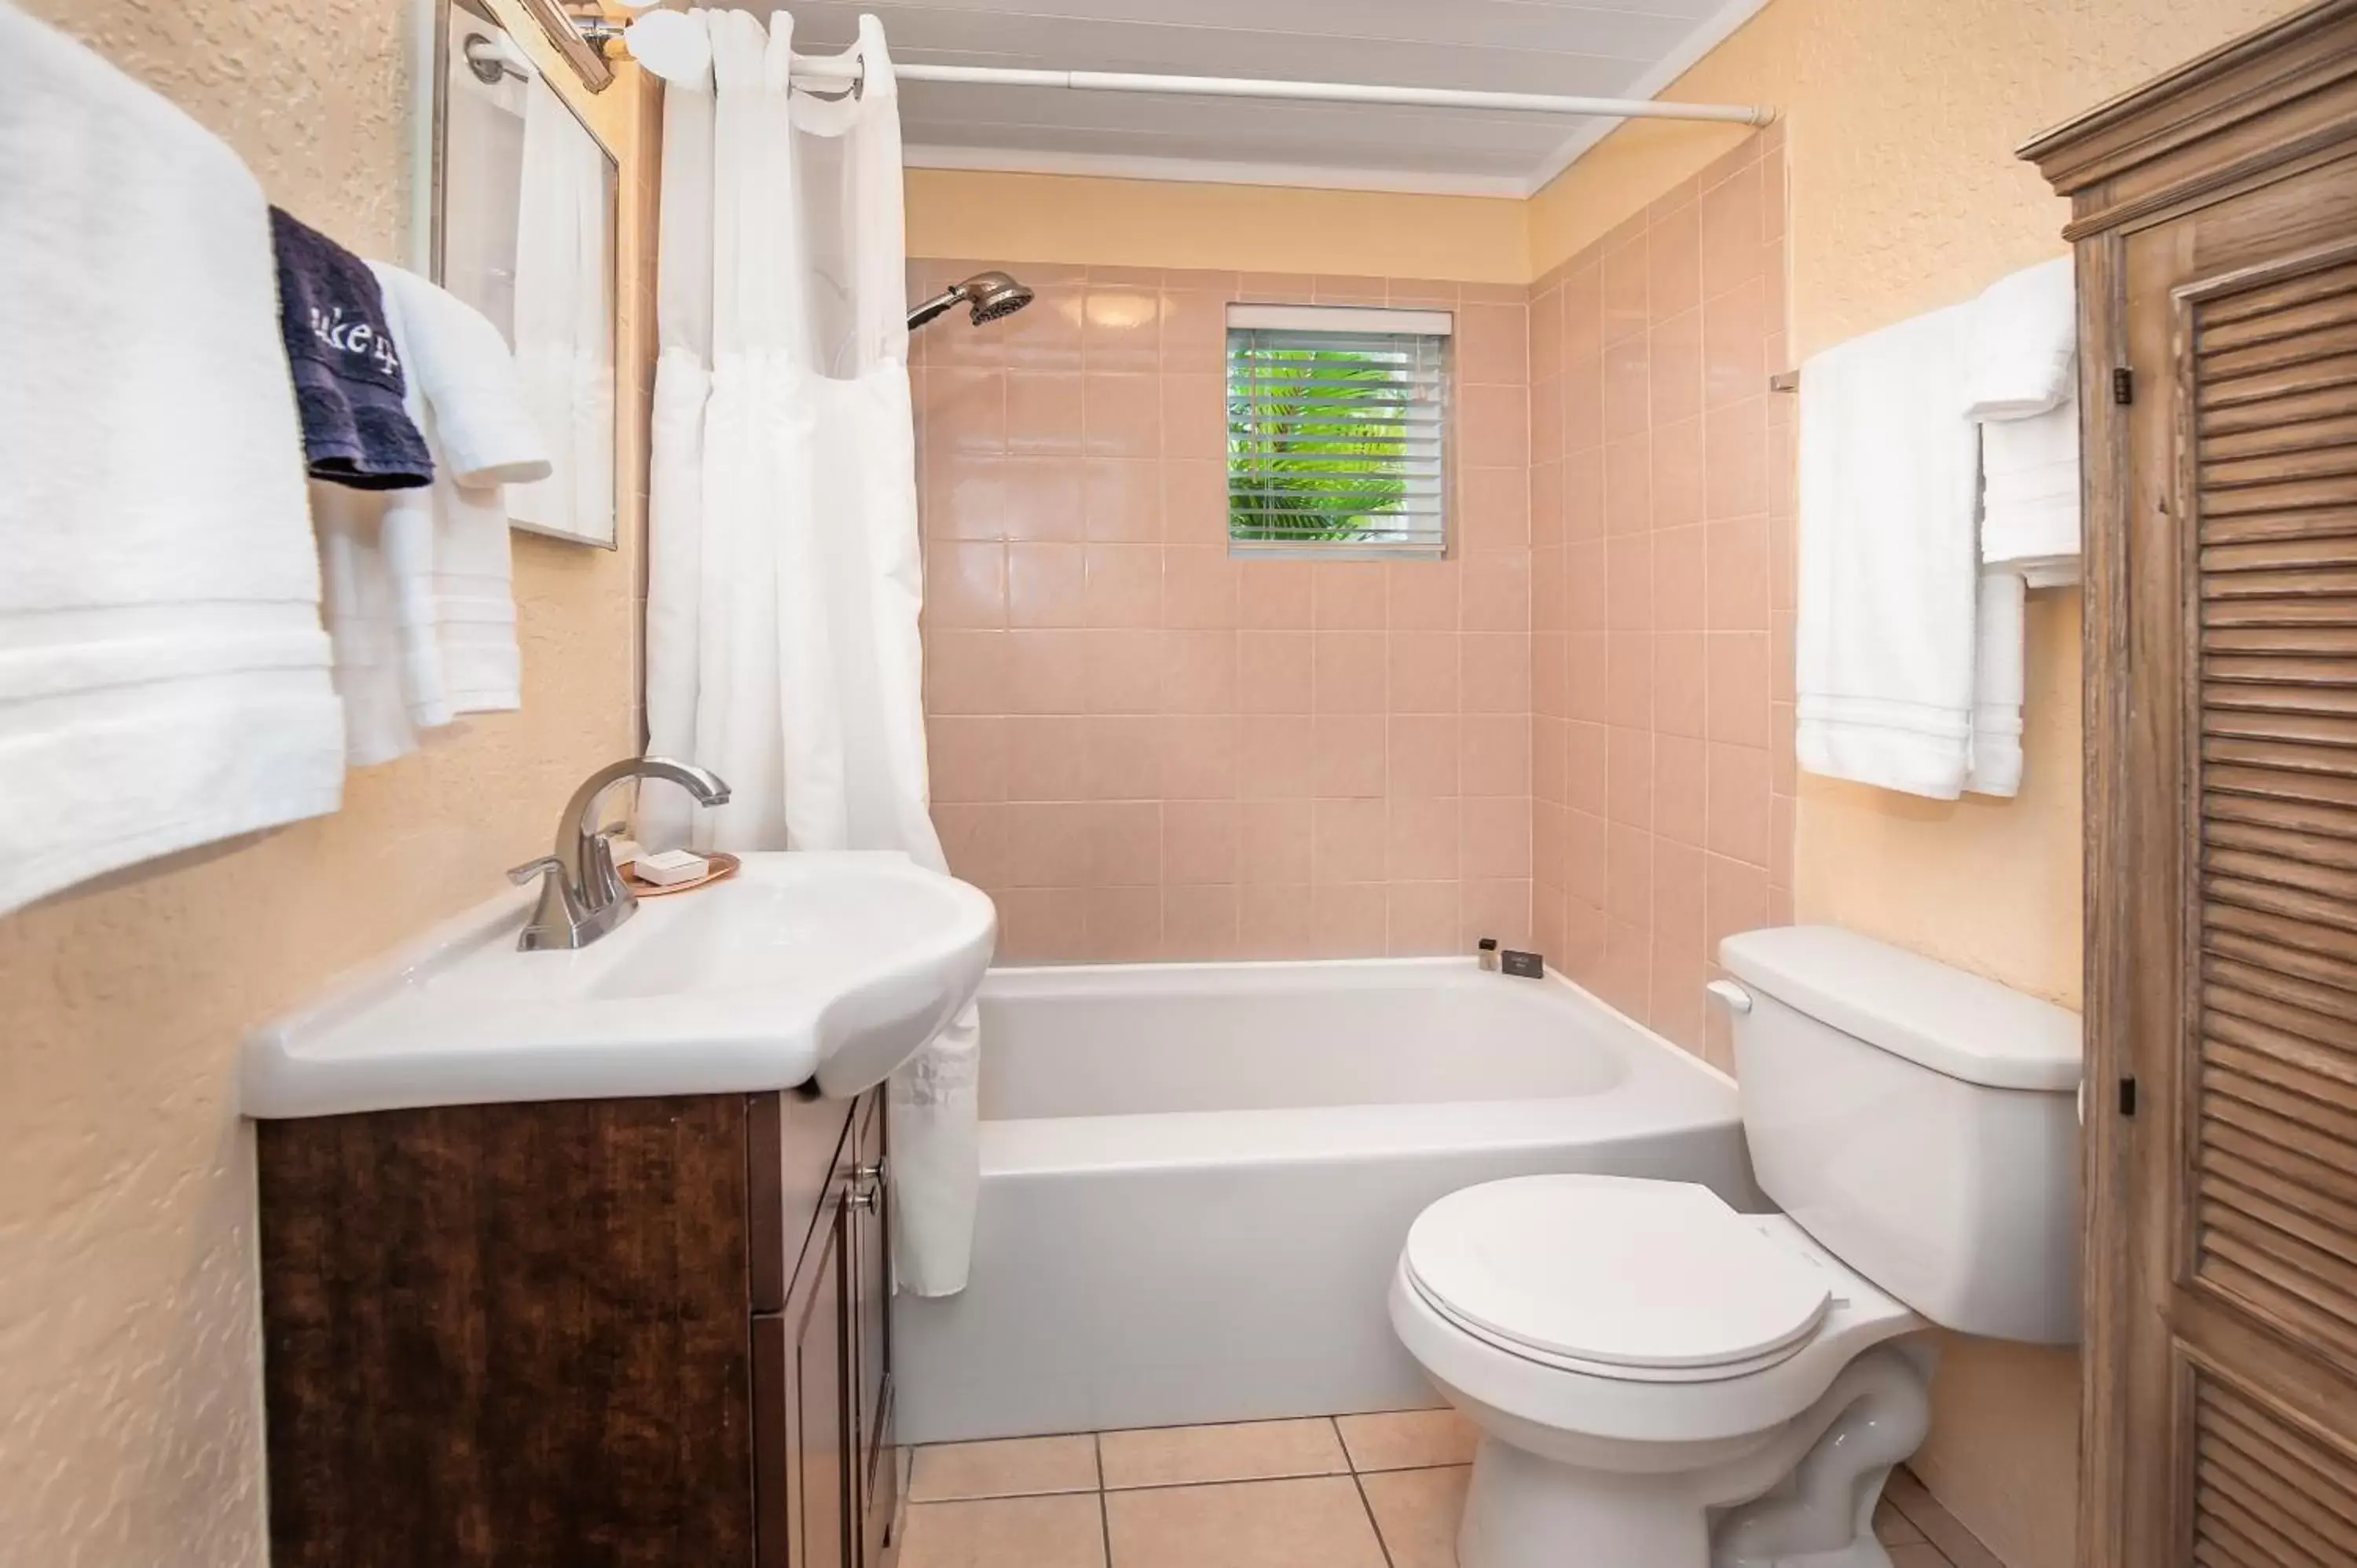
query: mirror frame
[{"left": 513, "top": 0, "right": 617, "bottom": 93}]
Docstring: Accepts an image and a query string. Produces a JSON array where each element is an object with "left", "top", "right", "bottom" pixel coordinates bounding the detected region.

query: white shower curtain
[{"left": 640, "top": 10, "right": 981, "bottom": 1295}]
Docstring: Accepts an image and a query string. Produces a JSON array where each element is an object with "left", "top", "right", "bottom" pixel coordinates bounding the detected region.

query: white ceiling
[{"left": 783, "top": 0, "right": 1771, "bottom": 197}]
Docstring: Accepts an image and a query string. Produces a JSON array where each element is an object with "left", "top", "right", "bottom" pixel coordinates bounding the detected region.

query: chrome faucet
[{"left": 506, "top": 757, "right": 731, "bottom": 951}]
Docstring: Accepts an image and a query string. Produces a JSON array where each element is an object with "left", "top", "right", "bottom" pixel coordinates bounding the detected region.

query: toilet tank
[{"left": 1717, "top": 926, "right": 2082, "bottom": 1345}]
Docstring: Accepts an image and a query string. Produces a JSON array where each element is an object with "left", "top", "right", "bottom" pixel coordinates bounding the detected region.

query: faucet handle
[{"left": 508, "top": 855, "right": 565, "bottom": 888}]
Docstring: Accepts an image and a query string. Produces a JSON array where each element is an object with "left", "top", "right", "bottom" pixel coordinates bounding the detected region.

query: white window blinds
[{"left": 1226, "top": 304, "right": 1453, "bottom": 558}]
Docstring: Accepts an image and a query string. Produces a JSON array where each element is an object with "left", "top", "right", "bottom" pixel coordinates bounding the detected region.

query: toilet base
[
  {"left": 1460, "top": 1436, "right": 1713, "bottom": 1568},
  {"left": 1451, "top": 1345, "right": 1934, "bottom": 1568}
]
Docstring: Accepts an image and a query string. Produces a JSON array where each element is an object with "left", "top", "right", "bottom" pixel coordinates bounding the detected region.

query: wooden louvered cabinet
[{"left": 2022, "top": 5, "right": 2357, "bottom": 1565}]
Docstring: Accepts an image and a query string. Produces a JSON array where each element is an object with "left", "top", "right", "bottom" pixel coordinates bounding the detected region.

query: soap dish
[{"left": 621, "top": 852, "right": 742, "bottom": 898}]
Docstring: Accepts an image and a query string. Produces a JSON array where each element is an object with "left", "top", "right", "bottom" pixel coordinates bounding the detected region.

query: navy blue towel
[{"left": 269, "top": 207, "right": 433, "bottom": 490}]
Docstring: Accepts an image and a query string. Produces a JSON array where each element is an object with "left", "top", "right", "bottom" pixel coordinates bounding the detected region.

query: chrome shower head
[
  {"left": 907, "top": 269, "right": 1036, "bottom": 331},
  {"left": 964, "top": 270, "right": 1035, "bottom": 323}
]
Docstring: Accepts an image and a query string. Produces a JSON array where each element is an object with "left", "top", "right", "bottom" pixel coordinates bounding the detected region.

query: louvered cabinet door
[
  {"left": 2183, "top": 238, "right": 2357, "bottom": 1567},
  {"left": 2191, "top": 246, "right": 2357, "bottom": 1358},
  {"left": 2111, "top": 191, "right": 2357, "bottom": 1565}
]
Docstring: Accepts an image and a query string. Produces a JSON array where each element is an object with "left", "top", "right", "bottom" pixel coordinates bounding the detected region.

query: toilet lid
[{"left": 1403, "top": 1176, "right": 1833, "bottom": 1373}]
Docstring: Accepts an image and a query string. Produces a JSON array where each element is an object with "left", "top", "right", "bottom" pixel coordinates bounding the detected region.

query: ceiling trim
[
  {"left": 1529, "top": 0, "right": 1776, "bottom": 193},
  {"left": 901, "top": 142, "right": 1534, "bottom": 200}
]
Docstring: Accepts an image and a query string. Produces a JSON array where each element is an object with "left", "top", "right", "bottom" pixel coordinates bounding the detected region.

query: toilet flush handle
[{"left": 1704, "top": 979, "right": 1753, "bottom": 1015}]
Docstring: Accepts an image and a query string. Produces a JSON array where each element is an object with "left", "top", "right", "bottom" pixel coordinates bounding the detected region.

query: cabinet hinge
[
  {"left": 2111, "top": 366, "right": 2134, "bottom": 405},
  {"left": 2118, "top": 1075, "right": 2139, "bottom": 1116}
]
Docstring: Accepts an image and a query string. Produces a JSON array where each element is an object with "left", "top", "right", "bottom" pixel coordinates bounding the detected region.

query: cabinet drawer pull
[{"left": 848, "top": 1161, "right": 884, "bottom": 1212}]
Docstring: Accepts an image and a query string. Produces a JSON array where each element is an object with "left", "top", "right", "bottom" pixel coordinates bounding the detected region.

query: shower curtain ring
[{"left": 799, "top": 51, "right": 866, "bottom": 103}]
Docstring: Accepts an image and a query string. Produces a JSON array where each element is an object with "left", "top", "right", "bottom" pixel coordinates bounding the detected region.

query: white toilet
[{"left": 1389, "top": 925, "right": 2081, "bottom": 1568}]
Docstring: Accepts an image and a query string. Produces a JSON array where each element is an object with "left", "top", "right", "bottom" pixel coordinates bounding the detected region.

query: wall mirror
[{"left": 425, "top": 0, "right": 621, "bottom": 548}]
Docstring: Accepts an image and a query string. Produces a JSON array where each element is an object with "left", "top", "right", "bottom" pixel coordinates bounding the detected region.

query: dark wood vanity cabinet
[{"left": 256, "top": 1086, "right": 899, "bottom": 1568}]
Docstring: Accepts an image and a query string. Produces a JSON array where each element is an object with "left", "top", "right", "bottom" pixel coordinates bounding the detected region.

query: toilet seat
[{"left": 1402, "top": 1176, "right": 1835, "bottom": 1383}]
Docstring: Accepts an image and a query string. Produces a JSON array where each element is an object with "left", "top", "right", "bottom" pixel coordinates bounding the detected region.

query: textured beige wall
[
  {"left": 0, "top": 5, "right": 655, "bottom": 1565},
  {"left": 1529, "top": 4, "right": 2308, "bottom": 1566},
  {"left": 907, "top": 167, "right": 1531, "bottom": 284}
]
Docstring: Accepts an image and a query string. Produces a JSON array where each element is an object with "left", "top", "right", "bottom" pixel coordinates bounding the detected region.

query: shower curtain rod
[
  {"left": 812, "top": 59, "right": 1775, "bottom": 126},
  {"left": 607, "top": 21, "right": 1775, "bottom": 126}
]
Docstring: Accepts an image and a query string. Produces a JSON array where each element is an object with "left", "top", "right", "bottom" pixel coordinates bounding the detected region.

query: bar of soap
[{"left": 632, "top": 848, "right": 709, "bottom": 886}]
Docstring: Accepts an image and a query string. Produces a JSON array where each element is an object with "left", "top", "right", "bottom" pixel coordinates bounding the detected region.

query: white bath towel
[
  {"left": 0, "top": 3, "right": 344, "bottom": 915},
  {"left": 314, "top": 273, "right": 444, "bottom": 758},
  {"left": 1952, "top": 256, "right": 2083, "bottom": 800},
  {"left": 1964, "top": 570, "right": 2027, "bottom": 797},
  {"left": 1963, "top": 256, "right": 2077, "bottom": 422},
  {"left": 1971, "top": 256, "right": 2083, "bottom": 589},
  {"left": 1795, "top": 302, "right": 1984, "bottom": 800},
  {"left": 376, "top": 277, "right": 449, "bottom": 727},
  {"left": 368, "top": 262, "right": 552, "bottom": 487},
  {"left": 424, "top": 478, "right": 526, "bottom": 716},
  {"left": 370, "top": 262, "right": 544, "bottom": 715},
  {"left": 312, "top": 482, "right": 423, "bottom": 765},
  {"left": 313, "top": 467, "right": 517, "bottom": 755},
  {"left": 1981, "top": 392, "right": 2082, "bottom": 588}
]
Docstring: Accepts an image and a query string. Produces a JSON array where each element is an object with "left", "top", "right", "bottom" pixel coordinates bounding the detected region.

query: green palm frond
[{"left": 1229, "top": 346, "right": 1413, "bottom": 544}]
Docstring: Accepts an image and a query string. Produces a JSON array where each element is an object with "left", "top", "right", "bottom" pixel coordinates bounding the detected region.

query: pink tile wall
[
  {"left": 911, "top": 263, "right": 1534, "bottom": 964},
  {"left": 1527, "top": 128, "right": 1794, "bottom": 1067}
]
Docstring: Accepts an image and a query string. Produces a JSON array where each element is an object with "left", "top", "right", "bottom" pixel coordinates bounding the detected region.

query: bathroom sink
[{"left": 242, "top": 852, "right": 996, "bottom": 1118}]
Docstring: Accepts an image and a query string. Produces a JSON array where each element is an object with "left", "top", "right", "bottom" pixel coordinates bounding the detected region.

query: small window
[{"left": 1226, "top": 304, "right": 1452, "bottom": 559}]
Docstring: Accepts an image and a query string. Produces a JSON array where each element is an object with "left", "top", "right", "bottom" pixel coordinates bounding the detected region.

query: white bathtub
[{"left": 894, "top": 958, "right": 1759, "bottom": 1443}]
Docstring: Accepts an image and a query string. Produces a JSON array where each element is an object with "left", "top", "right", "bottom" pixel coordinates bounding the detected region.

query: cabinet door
[
  {"left": 847, "top": 1092, "right": 897, "bottom": 1566},
  {"left": 754, "top": 1187, "right": 852, "bottom": 1568},
  {"left": 748, "top": 1090, "right": 856, "bottom": 1313},
  {"left": 2106, "top": 181, "right": 2357, "bottom": 1564}
]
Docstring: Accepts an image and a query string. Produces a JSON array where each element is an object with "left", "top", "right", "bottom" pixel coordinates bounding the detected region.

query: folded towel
[
  {"left": 369, "top": 276, "right": 453, "bottom": 731},
  {"left": 367, "top": 263, "right": 552, "bottom": 486},
  {"left": 369, "top": 262, "right": 540, "bottom": 716},
  {"left": 1951, "top": 255, "right": 2084, "bottom": 804},
  {"left": 1964, "top": 570, "right": 2026, "bottom": 797},
  {"left": 272, "top": 207, "right": 435, "bottom": 491},
  {"left": 1971, "top": 255, "right": 2082, "bottom": 592},
  {"left": 317, "top": 263, "right": 542, "bottom": 760},
  {"left": 1795, "top": 302, "right": 1983, "bottom": 800},
  {"left": 0, "top": 5, "right": 344, "bottom": 914},
  {"left": 1963, "top": 256, "right": 2077, "bottom": 422},
  {"left": 427, "top": 478, "right": 526, "bottom": 716},
  {"left": 1981, "top": 389, "right": 2082, "bottom": 588},
  {"left": 312, "top": 482, "right": 422, "bottom": 765}
]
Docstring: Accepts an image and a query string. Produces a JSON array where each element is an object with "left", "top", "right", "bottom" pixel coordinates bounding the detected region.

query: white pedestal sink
[{"left": 242, "top": 852, "right": 996, "bottom": 1118}]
